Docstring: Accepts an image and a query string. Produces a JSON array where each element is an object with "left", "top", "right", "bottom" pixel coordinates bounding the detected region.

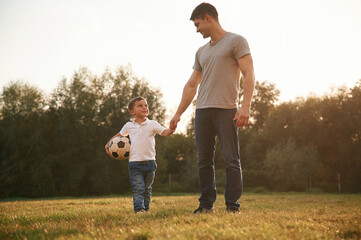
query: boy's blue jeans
[
  {"left": 195, "top": 108, "right": 243, "bottom": 210},
  {"left": 128, "top": 160, "right": 157, "bottom": 213}
]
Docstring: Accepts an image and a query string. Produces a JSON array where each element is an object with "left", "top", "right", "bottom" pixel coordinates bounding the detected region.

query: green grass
[{"left": 1, "top": 193, "right": 360, "bottom": 239}]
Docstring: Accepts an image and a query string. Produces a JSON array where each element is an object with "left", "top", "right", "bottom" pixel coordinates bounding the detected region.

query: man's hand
[
  {"left": 233, "top": 105, "right": 250, "bottom": 128},
  {"left": 170, "top": 114, "right": 181, "bottom": 131}
]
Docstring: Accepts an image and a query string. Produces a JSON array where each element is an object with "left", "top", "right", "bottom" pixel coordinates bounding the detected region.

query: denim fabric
[
  {"left": 195, "top": 108, "right": 243, "bottom": 210},
  {"left": 128, "top": 160, "right": 157, "bottom": 212}
]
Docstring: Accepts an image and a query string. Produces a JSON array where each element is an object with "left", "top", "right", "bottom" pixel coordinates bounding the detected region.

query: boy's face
[{"left": 130, "top": 99, "right": 149, "bottom": 118}]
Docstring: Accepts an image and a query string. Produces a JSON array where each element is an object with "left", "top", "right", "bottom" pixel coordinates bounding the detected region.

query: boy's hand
[
  {"left": 105, "top": 133, "right": 122, "bottom": 157},
  {"left": 162, "top": 128, "right": 175, "bottom": 136},
  {"left": 105, "top": 142, "right": 112, "bottom": 157}
]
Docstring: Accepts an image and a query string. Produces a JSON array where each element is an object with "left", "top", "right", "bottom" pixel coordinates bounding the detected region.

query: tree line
[{"left": 0, "top": 66, "right": 360, "bottom": 198}]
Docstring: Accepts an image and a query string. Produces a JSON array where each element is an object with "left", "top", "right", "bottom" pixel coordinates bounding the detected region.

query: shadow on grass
[
  {"left": 0, "top": 192, "right": 199, "bottom": 203},
  {"left": 0, "top": 228, "right": 79, "bottom": 240},
  {"left": 0, "top": 194, "right": 132, "bottom": 203},
  {"left": 2, "top": 191, "right": 359, "bottom": 203}
]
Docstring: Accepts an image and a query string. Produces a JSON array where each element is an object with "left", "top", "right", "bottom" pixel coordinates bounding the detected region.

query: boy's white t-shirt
[{"left": 119, "top": 118, "right": 165, "bottom": 162}]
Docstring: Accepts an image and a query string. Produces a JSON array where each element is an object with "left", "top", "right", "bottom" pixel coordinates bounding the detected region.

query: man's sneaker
[
  {"left": 227, "top": 208, "right": 240, "bottom": 214},
  {"left": 136, "top": 208, "right": 145, "bottom": 214},
  {"left": 194, "top": 207, "right": 215, "bottom": 214}
]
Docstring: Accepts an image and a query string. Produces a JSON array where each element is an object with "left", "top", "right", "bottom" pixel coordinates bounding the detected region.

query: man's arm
[
  {"left": 234, "top": 54, "right": 255, "bottom": 128},
  {"left": 170, "top": 69, "right": 202, "bottom": 130}
]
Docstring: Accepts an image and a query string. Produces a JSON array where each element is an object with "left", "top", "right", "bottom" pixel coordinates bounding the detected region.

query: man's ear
[
  {"left": 204, "top": 13, "right": 213, "bottom": 22},
  {"left": 204, "top": 14, "right": 212, "bottom": 22}
]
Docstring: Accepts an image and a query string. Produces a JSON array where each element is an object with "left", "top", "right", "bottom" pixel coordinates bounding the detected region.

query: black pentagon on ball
[
  {"left": 117, "top": 141, "right": 125, "bottom": 148},
  {"left": 112, "top": 152, "right": 119, "bottom": 158},
  {"left": 124, "top": 152, "right": 129, "bottom": 157}
]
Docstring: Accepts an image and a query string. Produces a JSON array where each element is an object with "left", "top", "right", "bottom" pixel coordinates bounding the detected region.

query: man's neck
[{"left": 210, "top": 26, "right": 227, "bottom": 43}]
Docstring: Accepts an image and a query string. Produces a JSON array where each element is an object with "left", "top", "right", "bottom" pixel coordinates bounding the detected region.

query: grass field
[{"left": 0, "top": 193, "right": 360, "bottom": 239}]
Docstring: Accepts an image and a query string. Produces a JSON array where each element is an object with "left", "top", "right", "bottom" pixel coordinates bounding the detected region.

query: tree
[
  {"left": 0, "top": 65, "right": 168, "bottom": 198},
  {"left": 157, "top": 133, "right": 198, "bottom": 192},
  {"left": 239, "top": 79, "right": 280, "bottom": 131},
  {"left": 0, "top": 82, "right": 51, "bottom": 197},
  {"left": 264, "top": 138, "right": 320, "bottom": 191},
  {"left": 242, "top": 101, "right": 296, "bottom": 183},
  {"left": 46, "top": 66, "right": 167, "bottom": 196},
  {"left": 345, "top": 80, "right": 361, "bottom": 192}
]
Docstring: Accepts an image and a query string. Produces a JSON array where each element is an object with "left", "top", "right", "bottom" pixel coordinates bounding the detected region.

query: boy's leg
[
  {"left": 195, "top": 109, "right": 217, "bottom": 209},
  {"left": 128, "top": 162, "right": 146, "bottom": 213},
  {"left": 214, "top": 108, "right": 242, "bottom": 211},
  {"left": 144, "top": 160, "right": 157, "bottom": 211}
]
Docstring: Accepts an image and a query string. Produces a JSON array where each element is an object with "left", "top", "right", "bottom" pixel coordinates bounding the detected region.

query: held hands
[
  {"left": 233, "top": 105, "right": 250, "bottom": 128},
  {"left": 170, "top": 113, "right": 181, "bottom": 131}
]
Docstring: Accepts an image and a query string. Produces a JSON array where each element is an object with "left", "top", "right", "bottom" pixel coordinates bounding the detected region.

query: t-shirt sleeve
[
  {"left": 152, "top": 121, "right": 166, "bottom": 135},
  {"left": 119, "top": 123, "right": 129, "bottom": 136},
  {"left": 193, "top": 48, "right": 202, "bottom": 71},
  {"left": 233, "top": 35, "right": 251, "bottom": 60}
]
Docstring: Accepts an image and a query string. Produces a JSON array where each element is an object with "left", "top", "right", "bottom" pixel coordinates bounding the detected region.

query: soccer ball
[{"left": 108, "top": 136, "right": 130, "bottom": 160}]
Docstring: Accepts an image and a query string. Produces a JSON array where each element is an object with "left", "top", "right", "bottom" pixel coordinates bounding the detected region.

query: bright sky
[{"left": 1, "top": 0, "right": 360, "bottom": 132}]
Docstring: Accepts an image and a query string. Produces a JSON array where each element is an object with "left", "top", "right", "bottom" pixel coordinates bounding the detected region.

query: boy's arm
[
  {"left": 105, "top": 132, "right": 122, "bottom": 157},
  {"left": 161, "top": 128, "right": 174, "bottom": 136}
]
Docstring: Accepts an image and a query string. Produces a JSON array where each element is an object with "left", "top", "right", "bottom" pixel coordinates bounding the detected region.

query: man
[{"left": 170, "top": 3, "right": 255, "bottom": 214}]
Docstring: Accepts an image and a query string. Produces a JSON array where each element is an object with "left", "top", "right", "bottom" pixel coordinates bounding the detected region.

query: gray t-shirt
[{"left": 193, "top": 32, "right": 250, "bottom": 109}]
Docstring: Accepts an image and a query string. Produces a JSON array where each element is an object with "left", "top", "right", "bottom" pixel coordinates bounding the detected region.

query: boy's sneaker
[
  {"left": 227, "top": 208, "right": 240, "bottom": 214},
  {"left": 194, "top": 207, "right": 215, "bottom": 214}
]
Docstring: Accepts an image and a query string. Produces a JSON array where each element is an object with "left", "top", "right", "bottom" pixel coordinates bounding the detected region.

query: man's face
[{"left": 193, "top": 17, "right": 210, "bottom": 39}]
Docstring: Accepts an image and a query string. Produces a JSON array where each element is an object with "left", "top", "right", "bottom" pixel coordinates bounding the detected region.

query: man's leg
[
  {"left": 214, "top": 108, "right": 242, "bottom": 210},
  {"left": 195, "top": 109, "right": 217, "bottom": 209}
]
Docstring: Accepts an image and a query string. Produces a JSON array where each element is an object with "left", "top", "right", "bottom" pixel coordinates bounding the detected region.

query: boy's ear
[{"left": 129, "top": 109, "right": 135, "bottom": 116}]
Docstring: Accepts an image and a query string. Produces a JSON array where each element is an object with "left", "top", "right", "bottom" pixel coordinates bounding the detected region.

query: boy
[{"left": 105, "top": 96, "right": 174, "bottom": 213}]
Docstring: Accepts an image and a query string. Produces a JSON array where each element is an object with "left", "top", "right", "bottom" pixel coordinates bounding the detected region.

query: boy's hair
[
  {"left": 128, "top": 96, "right": 146, "bottom": 111},
  {"left": 190, "top": 2, "right": 218, "bottom": 22}
]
